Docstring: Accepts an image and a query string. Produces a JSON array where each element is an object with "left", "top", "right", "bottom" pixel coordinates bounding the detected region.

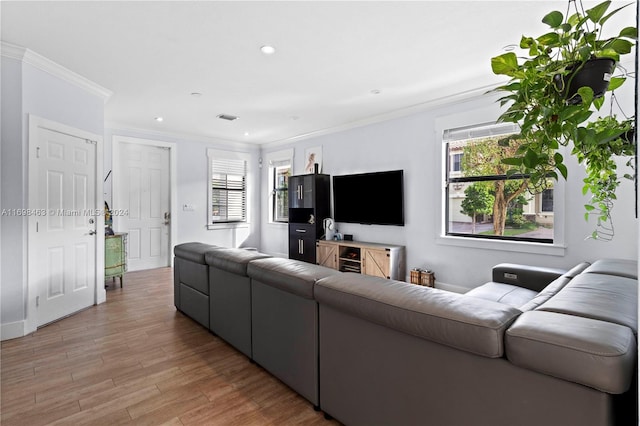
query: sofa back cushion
[
  {"left": 247, "top": 258, "right": 341, "bottom": 299},
  {"left": 174, "top": 242, "right": 218, "bottom": 264},
  {"left": 536, "top": 272, "right": 638, "bottom": 335},
  {"left": 582, "top": 258, "right": 637, "bottom": 280},
  {"left": 518, "top": 262, "right": 591, "bottom": 312},
  {"left": 204, "top": 247, "right": 270, "bottom": 276},
  {"left": 315, "top": 274, "right": 521, "bottom": 358}
]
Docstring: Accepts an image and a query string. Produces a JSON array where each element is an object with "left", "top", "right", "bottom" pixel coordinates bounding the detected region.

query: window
[
  {"left": 451, "top": 153, "right": 463, "bottom": 173},
  {"left": 444, "top": 123, "right": 554, "bottom": 243},
  {"left": 541, "top": 189, "right": 554, "bottom": 212},
  {"left": 271, "top": 162, "right": 291, "bottom": 222},
  {"left": 207, "top": 149, "right": 248, "bottom": 226},
  {"left": 266, "top": 149, "right": 293, "bottom": 224}
]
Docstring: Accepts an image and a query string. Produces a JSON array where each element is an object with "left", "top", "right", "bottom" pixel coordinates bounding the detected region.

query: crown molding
[
  {"left": 1, "top": 41, "right": 113, "bottom": 103},
  {"left": 261, "top": 82, "right": 502, "bottom": 148},
  {"left": 262, "top": 55, "right": 638, "bottom": 149},
  {"left": 105, "top": 121, "right": 259, "bottom": 151}
]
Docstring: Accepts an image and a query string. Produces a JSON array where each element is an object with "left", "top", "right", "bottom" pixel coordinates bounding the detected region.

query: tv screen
[{"left": 332, "top": 170, "right": 404, "bottom": 226}]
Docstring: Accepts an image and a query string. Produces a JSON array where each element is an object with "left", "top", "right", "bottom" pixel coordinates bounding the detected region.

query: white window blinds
[{"left": 210, "top": 157, "right": 247, "bottom": 223}]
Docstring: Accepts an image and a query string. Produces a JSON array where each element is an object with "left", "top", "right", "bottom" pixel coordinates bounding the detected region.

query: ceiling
[{"left": 1, "top": 1, "right": 635, "bottom": 145}]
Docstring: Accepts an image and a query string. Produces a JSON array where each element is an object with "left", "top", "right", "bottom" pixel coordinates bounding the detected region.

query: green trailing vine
[{"left": 490, "top": 0, "right": 636, "bottom": 240}]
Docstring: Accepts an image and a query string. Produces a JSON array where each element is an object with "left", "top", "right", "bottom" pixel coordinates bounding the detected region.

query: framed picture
[{"left": 303, "top": 146, "right": 322, "bottom": 174}]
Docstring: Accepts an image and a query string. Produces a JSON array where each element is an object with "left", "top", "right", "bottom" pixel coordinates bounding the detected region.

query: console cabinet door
[
  {"left": 289, "top": 225, "right": 316, "bottom": 263},
  {"left": 316, "top": 241, "right": 338, "bottom": 269},
  {"left": 362, "top": 248, "right": 391, "bottom": 279},
  {"left": 289, "top": 175, "right": 314, "bottom": 209}
]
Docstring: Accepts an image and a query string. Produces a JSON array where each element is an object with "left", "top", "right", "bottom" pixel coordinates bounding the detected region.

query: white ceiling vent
[{"left": 217, "top": 114, "right": 239, "bottom": 121}]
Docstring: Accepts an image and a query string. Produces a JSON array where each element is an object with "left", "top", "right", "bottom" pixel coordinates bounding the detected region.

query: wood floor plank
[{"left": 1, "top": 267, "right": 339, "bottom": 425}]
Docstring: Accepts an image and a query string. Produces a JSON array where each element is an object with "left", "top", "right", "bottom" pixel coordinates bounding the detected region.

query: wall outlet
[{"left": 183, "top": 204, "right": 195, "bottom": 211}]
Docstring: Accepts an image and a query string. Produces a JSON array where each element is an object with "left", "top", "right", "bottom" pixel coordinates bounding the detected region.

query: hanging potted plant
[{"left": 490, "top": 0, "right": 636, "bottom": 240}]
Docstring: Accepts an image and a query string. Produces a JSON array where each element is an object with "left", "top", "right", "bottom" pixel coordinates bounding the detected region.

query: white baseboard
[
  {"left": 262, "top": 251, "right": 288, "bottom": 258},
  {"left": 1, "top": 320, "right": 26, "bottom": 341},
  {"left": 434, "top": 281, "right": 469, "bottom": 294}
]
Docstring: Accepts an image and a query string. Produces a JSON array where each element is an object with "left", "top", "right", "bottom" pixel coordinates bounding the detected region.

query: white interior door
[
  {"left": 118, "top": 142, "right": 170, "bottom": 271},
  {"left": 34, "top": 128, "right": 97, "bottom": 326}
]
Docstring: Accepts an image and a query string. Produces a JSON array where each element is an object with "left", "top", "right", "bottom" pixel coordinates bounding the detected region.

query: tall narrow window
[
  {"left": 272, "top": 161, "right": 291, "bottom": 222},
  {"left": 207, "top": 150, "right": 248, "bottom": 225},
  {"left": 541, "top": 189, "right": 554, "bottom": 212},
  {"left": 451, "top": 153, "right": 463, "bottom": 173},
  {"left": 266, "top": 149, "right": 294, "bottom": 224},
  {"left": 444, "top": 122, "right": 554, "bottom": 243}
]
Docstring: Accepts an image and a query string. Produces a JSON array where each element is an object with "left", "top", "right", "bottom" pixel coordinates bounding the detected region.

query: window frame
[
  {"left": 266, "top": 149, "right": 294, "bottom": 225},
  {"left": 435, "top": 111, "right": 565, "bottom": 256},
  {"left": 206, "top": 148, "right": 250, "bottom": 230}
]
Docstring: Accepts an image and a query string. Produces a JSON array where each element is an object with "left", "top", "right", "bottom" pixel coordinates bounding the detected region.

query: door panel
[
  {"left": 316, "top": 242, "right": 337, "bottom": 269},
  {"left": 35, "top": 128, "right": 97, "bottom": 326},
  {"left": 363, "top": 249, "right": 390, "bottom": 279},
  {"left": 119, "top": 142, "right": 170, "bottom": 271}
]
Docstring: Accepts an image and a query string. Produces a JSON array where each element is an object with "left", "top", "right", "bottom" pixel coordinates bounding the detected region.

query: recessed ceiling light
[
  {"left": 503, "top": 44, "right": 517, "bottom": 52},
  {"left": 260, "top": 45, "right": 276, "bottom": 55},
  {"left": 190, "top": 92, "right": 202, "bottom": 97},
  {"left": 154, "top": 117, "right": 164, "bottom": 122},
  {"left": 371, "top": 89, "right": 381, "bottom": 95},
  {"left": 244, "top": 132, "right": 250, "bottom": 136}
]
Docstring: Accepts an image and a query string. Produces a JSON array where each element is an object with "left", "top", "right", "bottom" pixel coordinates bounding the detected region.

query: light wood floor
[{"left": 1, "top": 268, "right": 341, "bottom": 425}]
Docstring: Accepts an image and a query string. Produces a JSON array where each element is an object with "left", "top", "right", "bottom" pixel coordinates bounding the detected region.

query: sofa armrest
[{"left": 492, "top": 263, "right": 567, "bottom": 292}]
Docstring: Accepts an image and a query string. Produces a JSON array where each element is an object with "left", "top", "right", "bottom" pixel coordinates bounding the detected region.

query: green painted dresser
[{"left": 105, "top": 232, "right": 127, "bottom": 287}]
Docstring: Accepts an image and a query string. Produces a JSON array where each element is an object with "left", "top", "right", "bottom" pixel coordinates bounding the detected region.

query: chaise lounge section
[{"left": 315, "top": 259, "right": 637, "bottom": 425}]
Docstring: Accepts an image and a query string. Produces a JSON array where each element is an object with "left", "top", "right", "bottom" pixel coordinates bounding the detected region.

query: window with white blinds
[{"left": 207, "top": 150, "right": 248, "bottom": 225}]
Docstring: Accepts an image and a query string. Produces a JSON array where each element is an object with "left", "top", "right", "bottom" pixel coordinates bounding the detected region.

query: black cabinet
[
  {"left": 288, "top": 173, "right": 330, "bottom": 263},
  {"left": 289, "top": 174, "right": 315, "bottom": 209},
  {"left": 289, "top": 225, "right": 317, "bottom": 264}
]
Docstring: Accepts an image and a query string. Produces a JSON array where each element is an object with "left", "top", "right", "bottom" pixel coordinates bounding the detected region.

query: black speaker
[{"left": 344, "top": 234, "right": 353, "bottom": 241}]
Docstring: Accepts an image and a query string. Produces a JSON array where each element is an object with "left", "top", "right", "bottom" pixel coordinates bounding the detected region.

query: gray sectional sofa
[{"left": 173, "top": 242, "right": 638, "bottom": 426}]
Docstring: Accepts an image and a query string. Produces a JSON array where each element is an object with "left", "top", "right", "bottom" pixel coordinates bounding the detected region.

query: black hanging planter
[
  {"left": 622, "top": 126, "right": 636, "bottom": 144},
  {"left": 554, "top": 57, "right": 616, "bottom": 105}
]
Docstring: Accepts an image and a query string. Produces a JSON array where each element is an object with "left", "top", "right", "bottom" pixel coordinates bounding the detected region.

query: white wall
[
  {"left": 1, "top": 55, "right": 105, "bottom": 337},
  {"left": 1, "top": 57, "right": 26, "bottom": 328},
  {"left": 260, "top": 88, "right": 638, "bottom": 292},
  {"left": 104, "top": 128, "right": 262, "bottom": 250}
]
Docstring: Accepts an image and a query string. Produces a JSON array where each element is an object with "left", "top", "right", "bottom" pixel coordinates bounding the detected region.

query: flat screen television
[{"left": 332, "top": 170, "right": 404, "bottom": 226}]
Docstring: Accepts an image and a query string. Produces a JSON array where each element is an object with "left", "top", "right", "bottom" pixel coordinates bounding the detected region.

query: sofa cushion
[
  {"left": 536, "top": 272, "right": 638, "bottom": 334},
  {"left": 247, "top": 258, "right": 341, "bottom": 299},
  {"left": 583, "top": 258, "right": 637, "bottom": 280},
  {"left": 204, "top": 247, "right": 271, "bottom": 276},
  {"left": 517, "top": 276, "right": 570, "bottom": 312},
  {"left": 506, "top": 311, "right": 636, "bottom": 394},
  {"left": 518, "top": 262, "right": 591, "bottom": 312},
  {"left": 174, "top": 242, "right": 217, "bottom": 264},
  {"left": 465, "top": 282, "right": 538, "bottom": 309},
  {"left": 315, "top": 273, "right": 521, "bottom": 358}
]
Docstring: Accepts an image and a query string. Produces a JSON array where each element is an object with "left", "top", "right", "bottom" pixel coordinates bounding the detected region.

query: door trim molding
[
  {"left": 26, "top": 115, "right": 104, "bottom": 335},
  {"left": 112, "top": 135, "right": 177, "bottom": 268}
]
